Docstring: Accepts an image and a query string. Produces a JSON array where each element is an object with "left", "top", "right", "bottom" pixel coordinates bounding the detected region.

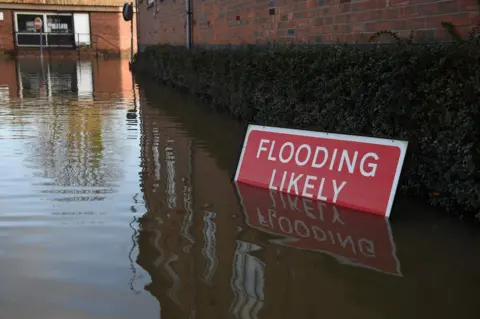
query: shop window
[
  {"left": 14, "top": 12, "right": 75, "bottom": 47},
  {"left": 46, "top": 15, "right": 73, "bottom": 33},
  {"left": 16, "top": 14, "right": 42, "bottom": 32}
]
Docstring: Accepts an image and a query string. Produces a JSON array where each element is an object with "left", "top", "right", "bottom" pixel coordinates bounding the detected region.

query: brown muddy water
[{"left": 0, "top": 57, "right": 479, "bottom": 319}]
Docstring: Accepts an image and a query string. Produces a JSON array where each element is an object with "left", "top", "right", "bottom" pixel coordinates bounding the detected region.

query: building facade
[
  {"left": 0, "top": 0, "right": 136, "bottom": 56},
  {"left": 136, "top": 0, "right": 479, "bottom": 50}
]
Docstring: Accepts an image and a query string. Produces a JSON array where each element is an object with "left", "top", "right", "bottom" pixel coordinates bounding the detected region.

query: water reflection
[
  {"left": 136, "top": 81, "right": 480, "bottom": 319},
  {"left": 0, "top": 57, "right": 139, "bottom": 103},
  {"left": 230, "top": 240, "right": 265, "bottom": 319},
  {"left": 0, "top": 85, "right": 10, "bottom": 103},
  {"left": 16, "top": 58, "right": 79, "bottom": 98},
  {"left": 236, "top": 183, "right": 401, "bottom": 276},
  {"left": 0, "top": 57, "right": 156, "bottom": 318},
  {"left": 18, "top": 60, "right": 120, "bottom": 191},
  {"left": 0, "top": 55, "right": 479, "bottom": 318},
  {"left": 201, "top": 211, "right": 218, "bottom": 285}
]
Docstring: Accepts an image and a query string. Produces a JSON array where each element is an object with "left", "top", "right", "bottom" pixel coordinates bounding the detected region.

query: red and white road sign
[
  {"left": 34, "top": 17, "right": 42, "bottom": 31},
  {"left": 234, "top": 125, "right": 408, "bottom": 218},
  {"left": 235, "top": 182, "right": 402, "bottom": 276}
]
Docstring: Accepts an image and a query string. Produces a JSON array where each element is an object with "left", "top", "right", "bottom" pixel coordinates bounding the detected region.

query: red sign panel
[
  {"left": 34, "top": 17, "right": 42, "bottom": 31},
  {"left": 234, "top": 125, "right": 408, "bottom": 217},
  {"left": 235, "top": 182, "right": 402, "bottom": 276}
]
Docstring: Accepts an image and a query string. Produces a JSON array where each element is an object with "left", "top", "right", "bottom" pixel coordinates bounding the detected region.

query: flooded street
[{"left": 0, "top": 57, "right": 479, "bottom": 319}]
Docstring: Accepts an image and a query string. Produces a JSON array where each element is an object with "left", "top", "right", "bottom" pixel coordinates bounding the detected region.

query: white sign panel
[{"left": 0, "top": 12, "right": 4, "bottom": 21}]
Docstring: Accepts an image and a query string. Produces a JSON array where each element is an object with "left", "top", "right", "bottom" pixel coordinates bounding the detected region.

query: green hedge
[{"left": 132, "top": 42, "right": 480, "bottom": 219}]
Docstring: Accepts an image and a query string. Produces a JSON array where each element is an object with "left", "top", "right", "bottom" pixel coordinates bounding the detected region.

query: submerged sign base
[{"left": 234, "top": 125, "right": 408, "bottom": 218}]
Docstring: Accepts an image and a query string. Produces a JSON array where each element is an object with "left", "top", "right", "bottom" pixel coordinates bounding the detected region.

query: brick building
[
  {"left": 0, "top": 0, "right": 136, "bottom": 56},
  {"left": 136, "top": 0, "right": 479, "bottom": 49}
]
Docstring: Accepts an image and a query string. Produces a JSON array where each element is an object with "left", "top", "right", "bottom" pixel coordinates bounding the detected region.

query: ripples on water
[
  {"left": 0, "top": 57, "right": 479, "bottom": 319},
  {"left": 0, "top": 57, "right": 156, "bottom": 318}
]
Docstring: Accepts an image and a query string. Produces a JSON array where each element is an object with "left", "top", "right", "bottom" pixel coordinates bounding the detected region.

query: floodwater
[{"left": 0, "top": 57, "right": 479, "bottom": 319}]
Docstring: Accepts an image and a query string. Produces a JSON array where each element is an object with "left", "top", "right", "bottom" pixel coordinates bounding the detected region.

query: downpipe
[
  {"left": 130, "top": 1, "right": 134, "bottom": 63},
  {"left": 186, "top": 0, "right": 192, "bottom": 49},
  {"left": 134, "top": 0, "right": 140, "bottom": 54}
]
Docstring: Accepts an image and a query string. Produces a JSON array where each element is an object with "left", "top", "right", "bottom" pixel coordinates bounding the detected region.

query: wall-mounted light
[{"left": 123, "top": 2, "right": 134, "bottom": 21}]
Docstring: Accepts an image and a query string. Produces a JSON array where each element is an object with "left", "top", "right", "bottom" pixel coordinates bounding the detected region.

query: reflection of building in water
[
  {"left": 76, "top": 60, "right": 93, "bottom": 99},
  {"left": 137, "top": 100, "right": 196, "bottom": 318},
  {"left": 201, "top": 211, "right": 218, "bottom": 285},
  {"left": 180, "top": 141, "right": 195, "bottom": 254},
  {"left": 21, "top": 59, "right": 102, "bottom": 188},
  {"left": 0, "top": 57, "right": 136, "bottom": 102},
  {"left": 0, "top": 85, "right": 9, "bottom": 103},
  {"left": 165, "top": 139, "right": 177, "bottom": 209},
  {"left": 137, "top": 86, "right": 253, "bottom": 319},
  {"left": 0, "top": 60, "right": 19, "bottom": 98},
  {"left": 92, "top": 58, "right": 138, "bottom": 102},
  {"left": 230, "top": 241, "right": 265, "bottom": 319},
  {"left": 0, "top": 57, "right": 140, "bottom": 208},
  {"left": 6, "top": 58, "right": 137, "bottom": 191},
  {"left": 16, "top": 58, "right": 78, "bottom": 98},
  {"left": 136, "top": 210, "right": 197, "bottom": 319}
]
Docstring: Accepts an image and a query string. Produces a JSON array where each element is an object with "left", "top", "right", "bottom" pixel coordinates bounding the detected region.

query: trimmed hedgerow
[{"left": 132, "top": 42, "right": 480, "bottom": 219}]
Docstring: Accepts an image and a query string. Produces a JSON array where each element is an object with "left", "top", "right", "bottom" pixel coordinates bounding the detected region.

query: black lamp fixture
[{"left": 123, "top": 2, "right": 134, "bottom": 21}]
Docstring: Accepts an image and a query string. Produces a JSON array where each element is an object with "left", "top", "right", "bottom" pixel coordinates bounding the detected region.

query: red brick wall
[
  {"left": 0, "top": 10, "right": 14, "bottom": 51},
  {"left": 90, "top": 12, "right": 137, "bottom": 52},
  {"left": 137, "top": 0, "right": 186, "bottom": 46},
  {"left": 137, "top": 0, "right": 479, "bottom": 46}
]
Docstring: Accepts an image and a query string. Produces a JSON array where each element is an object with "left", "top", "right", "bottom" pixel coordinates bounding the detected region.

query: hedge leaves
[{"left": 133, "top": 42, "right": 480, "bottom": 219}]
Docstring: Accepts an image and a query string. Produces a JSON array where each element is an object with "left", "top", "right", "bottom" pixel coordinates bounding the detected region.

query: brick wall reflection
[{"left": 0, "top": 60, "right": 18, "bottom": 98}]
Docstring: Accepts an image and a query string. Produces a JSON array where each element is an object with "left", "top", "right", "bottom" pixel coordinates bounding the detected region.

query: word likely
[{"left": 268, "top": 169, "right": 346, "bottom": 203}]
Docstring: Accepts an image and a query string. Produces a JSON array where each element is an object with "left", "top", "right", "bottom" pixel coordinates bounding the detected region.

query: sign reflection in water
[{"left": 235, "top": 182, "right": 402, "bottom": 276}]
